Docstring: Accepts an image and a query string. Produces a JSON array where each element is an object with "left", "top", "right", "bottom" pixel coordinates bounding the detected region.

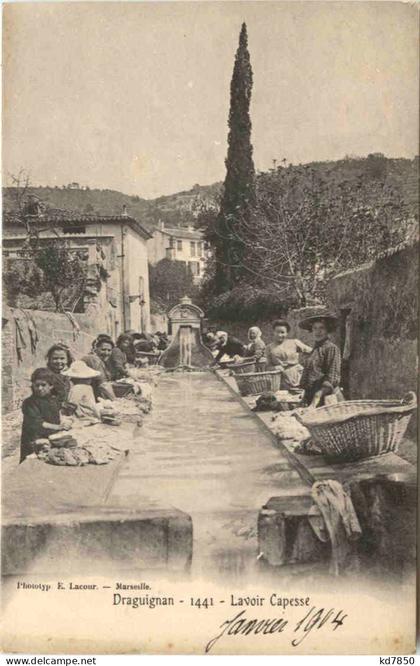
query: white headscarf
[
  {"left": 215, "top": 331, "right": 228, "bottom": 346},
  {"left": 248, "top": 326, "right": 262, "bottom": 341}
]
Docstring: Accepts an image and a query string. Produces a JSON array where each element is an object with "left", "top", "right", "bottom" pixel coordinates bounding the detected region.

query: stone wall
[
  {"left": 327, "top": 245, "right": 418, "bottom": 437},
  {"left": 150, "top": 312, "right": 168, "bottom": 333},
  {"left": 326, "top": 245, "right": 417, "bottom": 401},
  {"left": 2, "top": 306, "right": 108, "bottom": 413}
]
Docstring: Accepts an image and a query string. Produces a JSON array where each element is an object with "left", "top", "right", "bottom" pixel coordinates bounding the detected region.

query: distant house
[
  {"left": 148, "top": 221, "right": 209, "bottom": 283},
  {"left": 3, "top": 207, "right": 152, "bottom": 337}
]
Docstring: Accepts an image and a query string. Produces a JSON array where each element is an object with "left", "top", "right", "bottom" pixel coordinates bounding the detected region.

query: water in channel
[{"left": 110, "top": 371, "right": 306, "bottom": 583}]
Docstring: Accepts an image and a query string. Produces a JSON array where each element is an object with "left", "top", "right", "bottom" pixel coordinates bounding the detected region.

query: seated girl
[
  {"left": 62, "top": 360, "right": 102, "bottom": 423},
  {"left": 20, "top": 368, "right": 71, "bottom": 463},
  {"left": 46, "top": 343, "right": 74, "bottom": 406}
]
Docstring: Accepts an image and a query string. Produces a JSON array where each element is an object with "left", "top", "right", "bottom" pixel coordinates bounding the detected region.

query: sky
[{"left": 3, "top": 1, "right": 418, "bottom": 198}]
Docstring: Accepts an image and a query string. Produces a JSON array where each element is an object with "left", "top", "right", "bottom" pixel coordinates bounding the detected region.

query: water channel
[{"left": 109, "top": 371, "right": 306, "bottom": 583}]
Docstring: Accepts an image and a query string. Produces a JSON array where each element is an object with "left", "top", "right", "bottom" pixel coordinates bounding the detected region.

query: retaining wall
[{"left": 2, "top": 306, "right": 109, "bottom": 413}]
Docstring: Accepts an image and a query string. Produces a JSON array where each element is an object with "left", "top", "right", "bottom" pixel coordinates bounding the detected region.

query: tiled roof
[
  {"left": 332, "top": 234, "right": 418, "bottom": 280},
  {"left": 3, "top": 211, "right": 153, "bottom": 240},
  {"left": 161, "top": 226, "right": 204, "bottom": 241}
]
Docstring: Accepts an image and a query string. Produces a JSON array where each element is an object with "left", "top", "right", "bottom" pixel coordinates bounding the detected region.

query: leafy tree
[
  {"left": 149, "top": 259, "right": 198, "bottom": 311},
  {"left": 3, "top": 172, "right": 88, "bottom": 311},
  {"left": 228, "top": 162, "right": 413, "bottom": 306},
  {"left": 4, "top": 241, "right": 88, "bottom": 312},
  {"left": 33, "top": 243, "right": 87, "bottom": 311},
  {"left": 212, "top": 22, "right": 256, "bottom": 292}
]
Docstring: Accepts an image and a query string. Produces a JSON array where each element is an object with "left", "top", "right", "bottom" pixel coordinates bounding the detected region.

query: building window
[
  {"left": 177, "top": 239, "right": 183, "bottom": 251},
  {"left": 190, "top": 261, "right": 200, "bottom": 276},
  {"left": 190, "top": 241, "right": 196, "bottom": 257},
  {"left": 197, "top": 242, "right": 203, "bottom": 256},
  {"left": 169, "top": 237, "right": 175, "bottom": 249}
]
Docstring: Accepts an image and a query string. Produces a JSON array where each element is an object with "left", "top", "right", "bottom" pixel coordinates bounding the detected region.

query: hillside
[
  {"left": 2, "top": 185, "right": 156, "bottom": 229},
  {"left": 2, "top": 181, "right": 221, "bottom": 231},
  {"left": 3, "top": 155, "right": 418, "bottom": 229},
  {"left": 303, "top": 154, "right": 418, "bottom": 214}
]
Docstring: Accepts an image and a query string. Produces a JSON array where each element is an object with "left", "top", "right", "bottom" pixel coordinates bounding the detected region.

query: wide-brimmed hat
[
  {"left": 62, "top": 360, "right": 100, "bottom": 379},
  {"left": 299, "top": 311, "right": 338, "bottom": 332}
]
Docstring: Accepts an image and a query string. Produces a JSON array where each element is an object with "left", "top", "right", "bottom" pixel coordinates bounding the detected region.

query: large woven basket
[
  {"left": 226, "top": 359, "right": 256, "bottom": 375},
  {"left": 111, "top": 382, "right": 134, "bottom": 398},
  {"left": 295, "top": 392, "right": 417, "bottom": 462},
  {"left": 234, "top": 369, "right": 283, "bottom": 397}
]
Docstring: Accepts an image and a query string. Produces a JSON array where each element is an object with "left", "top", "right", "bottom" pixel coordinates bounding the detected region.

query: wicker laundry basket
[
  {"left": 234, "top": 369, "right": 283, "bottom": 397},
  {"left": 226, "top": 359, "right": 257, "bottom": 375},
  {"left": 111, "top": 382, "right": 134, "bottom": 398},
  {"left": 295, "top": 392, "right": 417, "bottom": 462}
]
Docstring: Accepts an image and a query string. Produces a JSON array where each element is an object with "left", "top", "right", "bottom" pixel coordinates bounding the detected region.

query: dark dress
[
  {"left": 300, "top": 338, "right": 342, "bottom": 405},
  {"left": 109, "top": 347, "right": 129, "bottom": 381},
  {"left": 214, "top": 336, "right": 246, "bottom": 363},
  {"left": 20, "top": 394, "right": 61, "bottom": 462},
  {"left": 49, "top": 372, "right": 72, "bottom": 406}
]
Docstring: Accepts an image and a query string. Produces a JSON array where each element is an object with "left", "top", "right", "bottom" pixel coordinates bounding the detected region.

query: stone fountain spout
[{"left": 159, "top": 296, "right": 214, "bottom": 369}]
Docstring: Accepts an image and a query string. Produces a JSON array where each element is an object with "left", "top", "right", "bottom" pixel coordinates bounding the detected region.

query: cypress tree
[{"left": 215, "top": 22, "right": 256, "bottom": 292}]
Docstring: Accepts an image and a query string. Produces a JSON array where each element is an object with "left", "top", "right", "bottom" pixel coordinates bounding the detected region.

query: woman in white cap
[
  {"left": 213, "top": 331, "right": 246, "bottom": 365},
  {"left": 62, "top": 360, "right": 102, "bottom": 422},
  {"left": 244, "top": 326, "right": 266, "bottom": 360}
]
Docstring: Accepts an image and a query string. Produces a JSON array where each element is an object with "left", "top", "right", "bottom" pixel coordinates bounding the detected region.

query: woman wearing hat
[
  {"left": 62, "top": 360, "right": 102, "bottom": 421},
  {"left": 299, "top": 312, "right": 343, "bottom": 408}
]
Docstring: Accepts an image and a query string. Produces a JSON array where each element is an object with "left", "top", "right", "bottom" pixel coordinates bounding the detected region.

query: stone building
[
  {"left": 3, "top": 207, "right": 152, "bottom": 338},
  {"left": 147, "top": 221, "right": 208, "bottom": 283}
]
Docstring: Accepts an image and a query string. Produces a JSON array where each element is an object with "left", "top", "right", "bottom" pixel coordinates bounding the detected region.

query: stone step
[
  {"left": 2, "top": 436, "right": 193, "bottom": 575},
  {"left": 2, "top": 505, "right": 192, "bottom": 576}
]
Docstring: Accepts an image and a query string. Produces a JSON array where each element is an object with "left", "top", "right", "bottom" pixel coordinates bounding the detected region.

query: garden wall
[
  {"left": 326, "top": 244, "right": 418, "bottom": 404},
  {"left": 2, "top": 306, "right": 108, "bottom": 413}
]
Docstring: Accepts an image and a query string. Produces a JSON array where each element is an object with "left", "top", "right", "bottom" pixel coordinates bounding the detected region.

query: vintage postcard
[{"left": 1, "top": 0, "right": 418, "bottom": 656}]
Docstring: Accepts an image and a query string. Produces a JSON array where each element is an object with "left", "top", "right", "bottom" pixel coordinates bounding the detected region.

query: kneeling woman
[
  {"left": 83, "top": 335, "right": 116, "bottom": 400},
  {"left": 62, "top": 360, "right": 102, "bottom": 421},
  {"left": 299, "top": 312, "right": 342, "bottom": 408},
  {"left": 109, "top": 334, "right": 135, "bottom": 380}
]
